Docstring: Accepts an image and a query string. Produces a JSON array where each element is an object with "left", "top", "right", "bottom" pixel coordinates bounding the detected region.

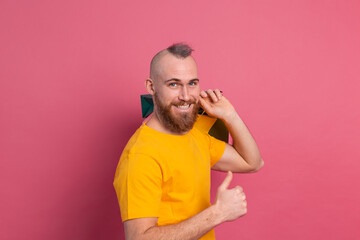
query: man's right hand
[
  {"left": 214, "top": 171, "right": 247, "bottom": 222},
  {"left": 124, "top": 171, "right": 247, "bottom": 240}
]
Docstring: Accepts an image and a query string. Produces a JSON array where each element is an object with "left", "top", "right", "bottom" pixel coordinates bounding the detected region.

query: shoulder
[
  {"left": 114, "top": 125, "right": 163, "bottom": 176},
  {"left": 191, "top": 115, "right": 221, "bottom": 146},
  {"left": 122, "top": 124, "right": 162, "bottom": 156},
  {"left": 114, "top": 125, "right": 163, "bottom": 184}
]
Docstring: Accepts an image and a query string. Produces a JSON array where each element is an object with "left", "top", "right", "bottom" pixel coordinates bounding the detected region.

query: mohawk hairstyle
[
  {"left": 149, "top": 42, "right": 194, "bottom": 79},
  {"left": 167, "top": 42, "right": 193, "bottom": 58}
]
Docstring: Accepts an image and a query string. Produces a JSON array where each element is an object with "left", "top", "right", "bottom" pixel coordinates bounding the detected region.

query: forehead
[{"left": 156, "top": 54, "right": 198, "bottom": 81}]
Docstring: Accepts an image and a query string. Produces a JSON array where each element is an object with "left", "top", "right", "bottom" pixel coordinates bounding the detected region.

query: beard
[{"left": 153, "top": 92, "right": 199, "bottom": 134}]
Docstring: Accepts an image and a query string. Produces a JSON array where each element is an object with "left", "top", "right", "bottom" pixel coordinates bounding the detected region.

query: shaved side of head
[
  {"left": 149, "top": 50, "right": 168, "bottom": 81},
  {"left": 150, "top": 43, "right": 194, "bottom": 81}
]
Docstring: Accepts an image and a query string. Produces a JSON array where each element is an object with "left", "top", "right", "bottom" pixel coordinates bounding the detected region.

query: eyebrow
[{"left": 164, "top": 78, "right": 200, "bottom": 83}]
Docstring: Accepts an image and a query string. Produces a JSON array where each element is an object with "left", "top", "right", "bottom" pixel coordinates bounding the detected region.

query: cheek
[
  {"left": 156, "top": 88, "right": 175, "bottom": 100},
  {"left": 190, "top": 88, "right": 201, "bottom": 100},
  {"left": 162, "top": 93, "right": 179, "bottom": 105}
]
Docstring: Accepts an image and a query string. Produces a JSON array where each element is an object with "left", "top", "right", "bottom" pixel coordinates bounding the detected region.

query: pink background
[{"left": 1, "top": 0, "right": 360, "bottom": 239}]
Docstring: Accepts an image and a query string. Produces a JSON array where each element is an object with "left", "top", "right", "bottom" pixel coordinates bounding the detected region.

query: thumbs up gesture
[{"left": 214, "top": 171, "right": 247, "bottom": 222}]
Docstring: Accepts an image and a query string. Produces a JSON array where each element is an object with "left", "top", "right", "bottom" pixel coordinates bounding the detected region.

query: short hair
[
  {"left": 167, "top": 42, "right": 193, "bottom": 58},
  {"left": 150, "top": 43, "right": 194, "bottom": 79}
]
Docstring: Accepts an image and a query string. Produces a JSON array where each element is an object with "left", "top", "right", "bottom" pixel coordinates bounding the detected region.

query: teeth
[{"left": 176, "top": 104, "right": 190, "bottom": 109}]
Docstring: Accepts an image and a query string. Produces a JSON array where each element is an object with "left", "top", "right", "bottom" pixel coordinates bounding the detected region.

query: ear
[{"left": 145, "top": 78, "right": 155, "bottom": 95}]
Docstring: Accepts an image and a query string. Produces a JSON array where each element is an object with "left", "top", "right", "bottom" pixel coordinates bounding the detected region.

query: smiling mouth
[{"left": 175, "top": 104, "right": 191, "bottom": 109}]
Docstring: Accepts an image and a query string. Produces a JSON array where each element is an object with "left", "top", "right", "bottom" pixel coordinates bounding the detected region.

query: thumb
[{"left": 219, "top": 171, "right": 233, "bottom": 190}]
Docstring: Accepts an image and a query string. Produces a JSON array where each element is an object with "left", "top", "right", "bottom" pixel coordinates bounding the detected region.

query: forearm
[
  {"left": 222, "top": 111, "right": 263, "bottom": 170},
  {"left": 134, "top": 205, "right": 223, "bottom": 240}
]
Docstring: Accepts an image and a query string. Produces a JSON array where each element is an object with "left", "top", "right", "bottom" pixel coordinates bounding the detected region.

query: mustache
[{"left": 171, "top": 99, "right": 198, "bottom": 105}]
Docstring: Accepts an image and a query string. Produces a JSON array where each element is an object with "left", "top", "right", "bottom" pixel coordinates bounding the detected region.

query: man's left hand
[{"left": 199, "top": 89, "right": 236, "bottom": 122}]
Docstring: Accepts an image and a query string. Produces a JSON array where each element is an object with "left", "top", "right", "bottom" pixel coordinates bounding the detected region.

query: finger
[
  {"left": 206, "top": 89, "right": 218, "bottom": 102},
  {"left": 200, "top": 90, "right": 208, "bottom": 98},
  {"left": 242, "top": 194, "right": 246, "bottom": 201},
  {"left": 235, "top": 189, "right": 245, "bottom": 198},
  {"left": 219, "top": 171, "right": 233, "bottom": 190},
  {"left": 238, "top": 192, "right": 246, "bottom": 200},
  {"left": 199, "top": 97, "right": 211, "bottom": 110},
  {"left": 214, "top": 89, "right": 222, "bottom": 100},
  {"left": 234, "top": 185, "right": 243, "bottom": 193}
]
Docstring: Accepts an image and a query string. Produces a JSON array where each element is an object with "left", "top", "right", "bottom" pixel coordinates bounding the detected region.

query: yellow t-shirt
[{"left": 113, "top": 119, "right": 226, "bottom": 239}]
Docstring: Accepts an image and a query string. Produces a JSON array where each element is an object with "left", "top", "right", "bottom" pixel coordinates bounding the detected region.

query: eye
[
  {"left": 189, "top": 82, "right": 198, "bottom": 86},
  {"left": 169, "top": 83, "right": 177, "bottom": 87}
]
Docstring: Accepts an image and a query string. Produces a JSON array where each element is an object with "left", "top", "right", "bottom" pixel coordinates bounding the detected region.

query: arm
[
  {"left": 124, "top": 172, "right": 246, "bottom": 240},
  {"left": 199, "top": 89, "right": 264, "bottom": 173}
]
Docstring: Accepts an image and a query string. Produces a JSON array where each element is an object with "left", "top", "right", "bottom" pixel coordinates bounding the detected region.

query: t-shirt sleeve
[
  {"left": 208, "top": 135, "right": 226, "bottom": 167},
  {"left": 113, "top": 153, "right": 162, "bottom": 222}
]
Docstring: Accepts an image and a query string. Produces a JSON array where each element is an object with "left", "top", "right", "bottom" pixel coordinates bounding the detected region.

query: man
[{"left": 113, "top": 43, "right": 263, "bottom": 240}]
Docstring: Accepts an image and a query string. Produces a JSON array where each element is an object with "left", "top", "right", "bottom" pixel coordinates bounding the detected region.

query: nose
[{"left": 179, "top": 86, "right": 190, "bottom": 101}]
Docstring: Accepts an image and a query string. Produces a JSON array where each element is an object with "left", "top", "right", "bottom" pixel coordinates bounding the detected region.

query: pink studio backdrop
[{"left": 1, "top": 0, "right": 359, "bottom": 239}]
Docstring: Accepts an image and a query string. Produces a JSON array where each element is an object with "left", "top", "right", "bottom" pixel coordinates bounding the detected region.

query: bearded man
[{"left": 113, "top": 43, "right": 263, "bottom": 240}]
